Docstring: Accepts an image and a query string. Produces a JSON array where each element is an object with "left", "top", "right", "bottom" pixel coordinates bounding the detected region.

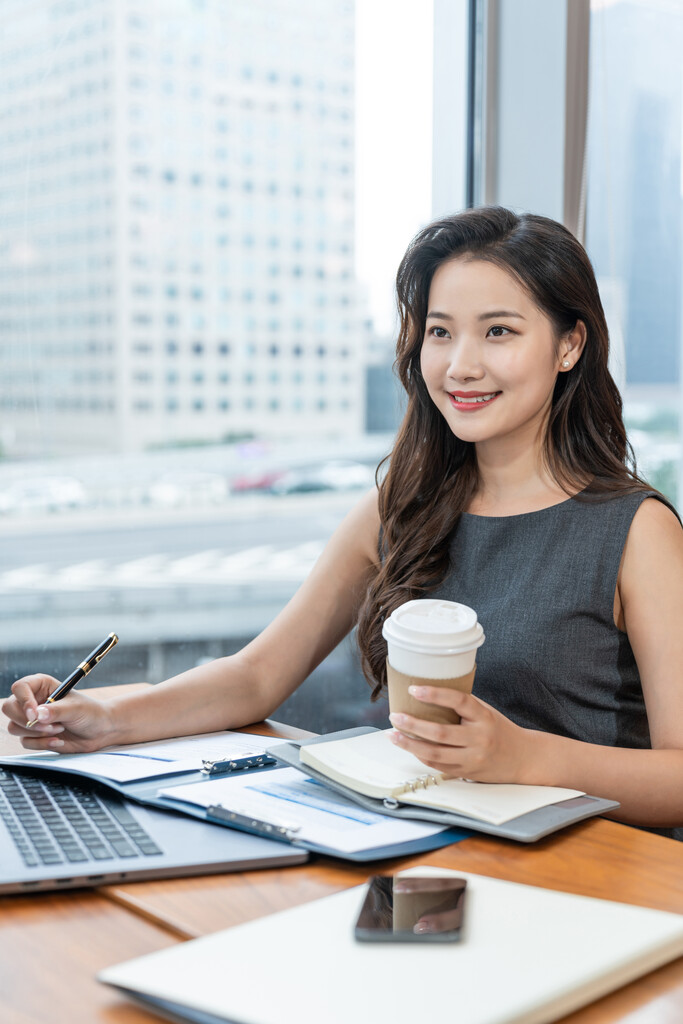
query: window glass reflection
[{"left": 586, "top": 0, "right": 682, "bottom": 508}]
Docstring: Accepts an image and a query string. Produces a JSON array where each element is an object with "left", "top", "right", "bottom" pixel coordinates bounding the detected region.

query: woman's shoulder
[
  {"left": 628, "top": 493, "right": 682, "bottom": 541},
  {"left": 576, "top": 483, "right": 680, "bottom": 522},
  {"left": 618, "top": 494, "right": 683, "bottom": 666},
  {"left": 619, "top": 494, "right": 682, "bottom": 594}
]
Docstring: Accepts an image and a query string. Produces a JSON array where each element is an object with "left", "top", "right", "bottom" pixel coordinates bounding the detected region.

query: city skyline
[{"left": 0, "top": 0, "right": 372, "bottom": 456}]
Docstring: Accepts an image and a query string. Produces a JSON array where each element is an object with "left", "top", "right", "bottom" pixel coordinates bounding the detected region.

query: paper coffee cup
[{"left": 382, "top": 599, "right": 484, "bottom": 733}]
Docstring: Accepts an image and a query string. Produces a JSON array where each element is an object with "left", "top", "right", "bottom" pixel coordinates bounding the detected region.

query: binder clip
[{"left": 201, "top": 752, "right": 276, "bottom": 775}]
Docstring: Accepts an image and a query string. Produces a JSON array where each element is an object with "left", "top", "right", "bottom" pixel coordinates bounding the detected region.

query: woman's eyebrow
[
  {"left": 477, "top": 309, "right": 526, "bottom": 320},
  {"left": 426, "top": 310, "right": 454, "bottom": 320},
  {"left": 425, "top": 309, "right": 526, "bottom": 321}
]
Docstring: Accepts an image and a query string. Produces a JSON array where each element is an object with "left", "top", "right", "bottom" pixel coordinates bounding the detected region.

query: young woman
[{"left": 4, "top": 207, "right": 683, "bottom": 838}]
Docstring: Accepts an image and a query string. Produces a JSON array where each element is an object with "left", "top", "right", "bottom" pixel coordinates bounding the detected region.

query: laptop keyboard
[{"left": 0, "top": 768, "right": 163, "bottom": 867}]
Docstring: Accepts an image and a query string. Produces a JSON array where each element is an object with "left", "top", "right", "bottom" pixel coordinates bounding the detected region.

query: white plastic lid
[{"left": 382, "top": 599, "right": 484, "bottom": 655}]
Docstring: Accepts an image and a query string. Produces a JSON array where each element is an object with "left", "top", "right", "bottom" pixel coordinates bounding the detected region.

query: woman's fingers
[
  {"left": 388, "top": 704, "right": 471, "bottom": 770},
  {"left": 6, "top": 719, "right": 64, "bottom": 737},
  {"left": 2, "top": 675, "right": 58, "bottom": 728},
  {"left": 388, "top": 711, "right": 466, "bottom": 746},
  {"left": 7, "top": 718, "right": 100, "bottom": 753},
  {"left": 414, "top": 908, "right": 463, "bottom": 935},
  {"left": 389, "top": 687, "right": 531, "bottom": 784},
  {"left": 3, "top": 675, "right": 110, "bottom": 752},
  {"left": 389, "top": 728, "right": 466, "bottom": 769},
  {"left": 405, "top": 684, "right": 482, "bottom": 716}
]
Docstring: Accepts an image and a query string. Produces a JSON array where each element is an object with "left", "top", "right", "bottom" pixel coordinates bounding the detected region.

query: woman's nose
[{"left": 446, "top": 339, "right": 484, "bottom": 382}]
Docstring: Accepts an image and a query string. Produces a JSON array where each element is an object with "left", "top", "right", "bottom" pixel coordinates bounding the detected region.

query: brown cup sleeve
[{"left": 386, "top": 659, "right": 477, "bottom": 729}]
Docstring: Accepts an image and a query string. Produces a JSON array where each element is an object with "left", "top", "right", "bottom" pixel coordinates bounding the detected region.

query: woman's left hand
[{"left": 388, "top": 685, "right": 536, "bottom": 784}]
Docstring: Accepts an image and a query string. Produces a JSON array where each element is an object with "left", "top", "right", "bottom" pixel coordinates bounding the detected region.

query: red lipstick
[{"left": 447, "top": 390, "right": 502, "bottom": 412}]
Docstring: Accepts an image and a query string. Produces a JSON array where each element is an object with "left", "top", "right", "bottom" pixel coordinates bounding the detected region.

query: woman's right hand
[{"left": 2, "top": 675, "right": 116, "bottom": 753}]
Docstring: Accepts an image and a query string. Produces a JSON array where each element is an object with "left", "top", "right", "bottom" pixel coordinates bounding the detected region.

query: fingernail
[
  {"left": 408, "top": 686, "right": 427, "bottom": 697},
  {"left": 389, "top": 713, "right": 406, "bottom": 725},
  {"left": 48, "top": 738, "right": 64, "bottom": 749},
  {"left": 36, "top": 707, "right": 49, "bottom": 722},
  {"left": 414, "top": 921, "right": 431, "bottom": 933}
]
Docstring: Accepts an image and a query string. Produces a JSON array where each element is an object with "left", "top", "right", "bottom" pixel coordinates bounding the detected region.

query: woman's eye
[
  {"left": 488, "top": 325, "right": 511, "bottom": 338},
  {"left": 429, "top": 326, "right": 449, "bottom": 339}
]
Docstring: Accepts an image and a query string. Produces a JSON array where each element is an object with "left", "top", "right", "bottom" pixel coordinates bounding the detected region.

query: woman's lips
[{"left": 448, "top": 391, "right": 502, "bottom": 412}]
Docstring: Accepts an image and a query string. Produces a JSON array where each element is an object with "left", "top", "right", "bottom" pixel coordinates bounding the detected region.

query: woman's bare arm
[
  {"left": 536, "top": 496, "right": 683, "bottom": 825},
  {"left": 2, "top": 489, "right": 381, "bottom": 752}
]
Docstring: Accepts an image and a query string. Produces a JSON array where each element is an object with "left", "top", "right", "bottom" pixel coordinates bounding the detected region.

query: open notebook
[
  {"left": 271, "top": 727, "right": 620, "bottom": 842},
  {"left": 99, "top": 867, "right": 683, "bottom": 1024},
  {"left": 298, "top": 728, "right": 583, "bottom": 825}
]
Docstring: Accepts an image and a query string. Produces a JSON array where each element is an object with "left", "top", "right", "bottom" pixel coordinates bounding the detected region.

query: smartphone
[{"left": 354, "top": 874, "right": 467, "bottom": 943}]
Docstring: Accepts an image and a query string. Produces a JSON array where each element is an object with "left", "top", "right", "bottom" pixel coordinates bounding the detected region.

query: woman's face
[{"left": 420, "top": 257, "right": 579, "bottom": 452}]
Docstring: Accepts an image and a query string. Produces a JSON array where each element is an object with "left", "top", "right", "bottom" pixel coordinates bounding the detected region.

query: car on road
[
  {"left": 147, "top": 472, "right": 230, "bottom": 507},
  {"left": 230, "top": 469, "right": 285, "bottom": 494},
  {"left": 268, "top": 460, "right": 375, "bottom": 495},
  {"left": 0, "top": 475, "right": 88, "bottom": 515}
]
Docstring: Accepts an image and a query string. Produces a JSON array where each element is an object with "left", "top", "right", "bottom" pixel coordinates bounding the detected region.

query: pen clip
[
  {"left": 80, "top": 633, "right": 119, "bottom": 677},
  {"left": 93, "top": 633, "right": 119, "bottom": 665},
  {"left": 200, "top": 753, "right": 276, "bottom": 775},
  {"left": 206, "top": 804, "right": 302, "bottom": 843}
]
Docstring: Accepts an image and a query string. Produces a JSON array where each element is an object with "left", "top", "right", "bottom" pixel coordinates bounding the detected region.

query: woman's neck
[{"left": 468, "top": 439, "right": 579, "bottom": 517}]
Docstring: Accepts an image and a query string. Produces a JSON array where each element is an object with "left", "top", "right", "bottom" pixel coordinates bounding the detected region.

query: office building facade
[{"left": 0, "top": 0, "right": 366, "bottom": 455}]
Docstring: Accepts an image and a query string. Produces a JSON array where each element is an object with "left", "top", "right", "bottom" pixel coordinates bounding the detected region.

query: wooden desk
[
  {"left": 0, "top": 889, "right": 178, "bottom": 1024},
  {"left": 1, "top": 686, "right": 682, "bottom": 1024}
]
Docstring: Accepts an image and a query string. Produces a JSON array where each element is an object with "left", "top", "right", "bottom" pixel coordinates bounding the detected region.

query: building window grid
[{"left": 2, "top": 3, "right": 362, "bottom": 452}]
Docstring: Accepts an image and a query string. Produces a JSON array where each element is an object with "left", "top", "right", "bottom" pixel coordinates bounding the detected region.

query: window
[
  {"left": 0, "top": 0, "right": 438, "bottom": 735},
  {"left": 585, "top": 0, "right": 682, "bottom": 507}
]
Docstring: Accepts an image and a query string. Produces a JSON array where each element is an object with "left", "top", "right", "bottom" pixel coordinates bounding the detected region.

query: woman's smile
[{"left": 448, "top": 389, "right": 502, "bottom": 411}]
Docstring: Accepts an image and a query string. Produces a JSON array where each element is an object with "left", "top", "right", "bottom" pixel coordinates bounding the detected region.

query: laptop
[{"left": 0, "top": 763, "right": 307, "bottom": 894}]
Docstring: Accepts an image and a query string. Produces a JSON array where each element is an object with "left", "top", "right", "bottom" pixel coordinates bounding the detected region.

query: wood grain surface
[
  {"left": 1, "top": 684, "right": 681, "bottom": 1024},
  {"left": 0, "top": 889, "right": 178, "bottom": 1024}
]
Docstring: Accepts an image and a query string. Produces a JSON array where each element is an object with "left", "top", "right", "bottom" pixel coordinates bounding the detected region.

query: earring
[{"left": 562, "top": 360, "right": 570, "bottom": 368}]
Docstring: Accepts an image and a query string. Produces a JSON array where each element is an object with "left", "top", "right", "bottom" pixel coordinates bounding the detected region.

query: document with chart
[{"left": 159, "top": 766, "right": 462, "bottom": 857}]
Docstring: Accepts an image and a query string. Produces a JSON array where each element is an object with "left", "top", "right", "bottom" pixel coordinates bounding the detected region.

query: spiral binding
[{"left": 402, "top": 773, "right": 439, "bottom": 792}]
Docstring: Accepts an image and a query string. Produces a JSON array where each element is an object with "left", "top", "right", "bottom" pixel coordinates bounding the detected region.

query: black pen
[{"left": 26, "top": 632, "right": 119, "bottom": 727}]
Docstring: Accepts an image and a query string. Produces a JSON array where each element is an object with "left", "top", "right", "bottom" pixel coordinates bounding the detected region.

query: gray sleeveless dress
[{"left": 428, "top": 490, "right": 682, "bottom": 842}]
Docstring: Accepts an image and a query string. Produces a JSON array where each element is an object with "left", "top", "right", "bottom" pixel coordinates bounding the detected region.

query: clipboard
[
  {"left": 198, "top": 796, "right": 469, "bottom": 862},
  {"left": 269, "top": 727, "right": 621, "bottom": 843}
]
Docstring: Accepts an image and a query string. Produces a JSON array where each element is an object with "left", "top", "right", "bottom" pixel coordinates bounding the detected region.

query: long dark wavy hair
[{"left": 357, "top": 205, "right": 656, "bottom": 699}]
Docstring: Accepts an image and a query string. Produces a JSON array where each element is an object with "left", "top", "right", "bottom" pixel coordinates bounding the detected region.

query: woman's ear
[{"left": 559, "top": 319, "right": 587, "bottom": 371}]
